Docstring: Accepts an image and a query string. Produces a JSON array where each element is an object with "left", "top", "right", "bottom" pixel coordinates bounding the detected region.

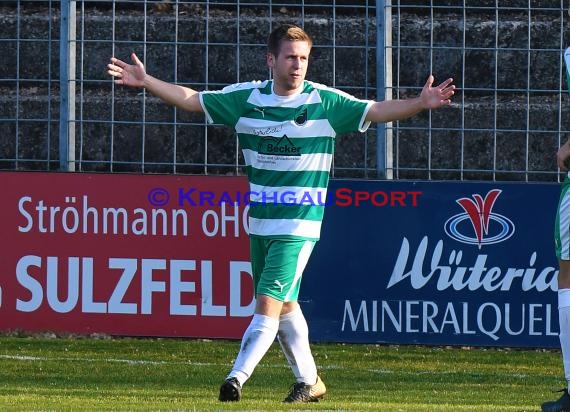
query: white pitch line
[
  {"left": 0, "top": 354, "right": 216, "bottom": 366},
  {"left": 0, "top": 355, "right": 530, "bottom": 379},
  {"left": 0, "top": 354, "right": 352, "bottom": 373},
  {"left": 0, "top": 354, "right": 327, "bottom": 370}
]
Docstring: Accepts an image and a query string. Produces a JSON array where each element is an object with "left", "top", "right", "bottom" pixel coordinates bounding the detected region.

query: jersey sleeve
[
  {"left": 317, "top": 86, "right": 374, "bottom": 135},
  {"left": 199, "top": 82, "right": 257, "bottom": 128}
]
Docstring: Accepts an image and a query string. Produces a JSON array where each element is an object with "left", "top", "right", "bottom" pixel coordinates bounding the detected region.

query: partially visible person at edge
[
  {"left": 107, "top": 24, "right": 455, "bottom": 403},
  {"left": 542, "top": 138, "right": 570, "bottom": 412}
]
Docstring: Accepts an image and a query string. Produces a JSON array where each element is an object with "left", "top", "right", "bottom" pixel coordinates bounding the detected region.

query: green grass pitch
[{"left": 0, "top": 334, "right": 564, "bottom": 411}]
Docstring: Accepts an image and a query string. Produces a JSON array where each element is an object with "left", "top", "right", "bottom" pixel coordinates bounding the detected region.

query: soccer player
[
  {"left": 543, "top": 139, "right": 570, "bottom": 412},
  {"left": 541, "top": 45, "right": 570, "bottom": 412},
  {"left": 107, "top": 24, "right": 455, "bottom": 402}
]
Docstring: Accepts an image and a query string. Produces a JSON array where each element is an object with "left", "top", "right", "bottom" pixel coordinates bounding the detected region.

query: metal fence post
[
  {"left": 376, "top": 0, "right": 392, "bottom": 179},
  {"left": 59, "top": 0, "right": 76, "bottom": 171}
]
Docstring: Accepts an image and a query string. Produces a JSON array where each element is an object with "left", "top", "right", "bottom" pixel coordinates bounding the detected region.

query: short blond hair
[{"left": 267, "top": 24, "right": 313, "bottom": 57}]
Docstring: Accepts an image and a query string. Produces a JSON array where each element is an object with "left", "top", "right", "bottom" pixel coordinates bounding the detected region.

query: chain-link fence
[
  {"left": 1, "top": 1, "right": 569, "bottom": 181},
  {"left": 389, "top": 0, "right": 570, "bottom": 182}
]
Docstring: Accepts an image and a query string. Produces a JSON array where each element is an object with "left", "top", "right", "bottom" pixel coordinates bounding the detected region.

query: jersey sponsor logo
[
  {"left": 251, "top": 124, "right": 283, "bottom": 136},
  {"left": 444, "top": 189, "right": 515, "bottom": 248},
  {"left": 257, "top": 135, "right": 301, "bottom": 156}
]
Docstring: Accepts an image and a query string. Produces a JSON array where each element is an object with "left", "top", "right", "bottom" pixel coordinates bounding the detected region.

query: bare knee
[
  {"left": 255, "top": 294, "right": 284, "bottom": 319},
  {"left": 281, "top": 301, "right": 299, "bottom": 316}
]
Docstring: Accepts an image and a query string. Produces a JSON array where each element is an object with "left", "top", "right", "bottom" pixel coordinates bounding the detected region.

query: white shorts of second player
[{"left": 555, "top": 177, "right": 570, "bottom": 260}]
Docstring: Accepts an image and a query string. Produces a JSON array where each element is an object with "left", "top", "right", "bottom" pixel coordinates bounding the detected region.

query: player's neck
[{"left": 272, "top": 80, "right": 304, "bottom": 97}]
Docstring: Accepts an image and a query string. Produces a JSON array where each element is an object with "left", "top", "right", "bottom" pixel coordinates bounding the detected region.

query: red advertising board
[{"left": 0, "top": 171, "right": 252, "bottom": 338}]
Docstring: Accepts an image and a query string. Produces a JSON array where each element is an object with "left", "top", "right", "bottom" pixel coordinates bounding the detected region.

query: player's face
[{"left": 267, "top": 40, "right": 311, "bottom": 96}]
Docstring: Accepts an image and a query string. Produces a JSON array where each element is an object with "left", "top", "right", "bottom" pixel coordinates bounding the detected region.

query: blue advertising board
[{"left": 302, "top": 180, "right": 561, "bottom": 348}]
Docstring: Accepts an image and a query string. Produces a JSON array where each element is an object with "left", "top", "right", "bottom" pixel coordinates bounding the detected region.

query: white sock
[
  {"left": 559, "top": 289, "right": 570, "bottom": 393},
  {"left": 277, "top": 307, "right": 318, "bottom": 384},
  {"left": 227, "top": 314, "right": 279, "bottom": 385}
]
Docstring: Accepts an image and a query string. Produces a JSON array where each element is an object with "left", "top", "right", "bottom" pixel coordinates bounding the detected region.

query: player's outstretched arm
[
  {"left": 365, "top": 75, "right": 455, "bottom": 123},
  {"left": 557, "top": 139, "right": 570, "bottom": 171},
  {"left": 107, "top": 52, "right": 203, "bottom": 113}
]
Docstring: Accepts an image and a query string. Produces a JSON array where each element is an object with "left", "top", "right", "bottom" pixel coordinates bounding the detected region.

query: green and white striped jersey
[{"left": 199, "top": 80, "right": 373, "bottom": 240}]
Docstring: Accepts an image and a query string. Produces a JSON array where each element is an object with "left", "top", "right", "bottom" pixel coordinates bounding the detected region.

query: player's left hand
[{"left": 107, "top": 53, "right": 146, "bottom": 88}]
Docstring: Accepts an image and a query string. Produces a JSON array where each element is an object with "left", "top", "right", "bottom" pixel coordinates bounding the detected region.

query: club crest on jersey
[
  {"left": 257, "top": 135, "right": 301, "bottom": 156},
  {"left": 294, "top": 107, "right": 308, "bottom": 126}
]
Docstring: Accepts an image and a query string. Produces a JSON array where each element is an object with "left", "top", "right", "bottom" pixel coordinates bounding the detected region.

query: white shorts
[{"left": 555, "top": 178, "right": 570, "bottom": 260}]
